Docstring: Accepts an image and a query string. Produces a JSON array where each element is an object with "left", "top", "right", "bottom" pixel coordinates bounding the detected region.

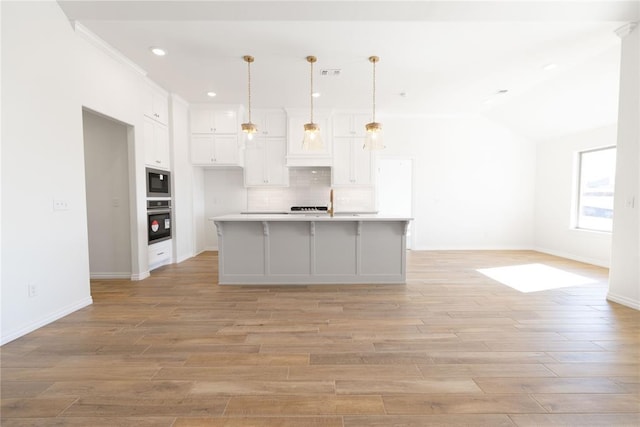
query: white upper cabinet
[
  {"left": 190, "top": 106, "right": 242, "bottom": 167},
  {"left": 332, "top": 112, "right": 375, "bottom": 186},
  {"left": 243, "top": 110, "right": 288, "bottom": 186},
  {"left": 244, "top": 138, "right": 288, "bottom": 187},
  {"left": 250, "top": 109, "right": 287, "bottom": 138},
  {"left": 332, "top": 113, "right": 370, "bottom": 138},
  {"left": 142, "top": 80, "right": 170, "bottom": 169},
  {"left": 191, "top": 108, "right": 238, "bottom": 134},
  {"left": 144, "top": 117, "right": 170, "bottom": 169},
  {"left": 143, "top": 82, "right": 169, "bottom": 126},
  {"left": 285, "top": 109, "right": 332, "bottom": 167}
]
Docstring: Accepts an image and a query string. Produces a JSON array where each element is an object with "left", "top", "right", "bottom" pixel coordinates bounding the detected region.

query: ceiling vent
[{"left": 320, "top": 69, "right": 341, "bottom": 77}]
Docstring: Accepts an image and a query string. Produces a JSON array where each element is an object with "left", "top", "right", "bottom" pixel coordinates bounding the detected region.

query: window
[{"left": 575, "top": 146, "right": 616, "bottom": 232}]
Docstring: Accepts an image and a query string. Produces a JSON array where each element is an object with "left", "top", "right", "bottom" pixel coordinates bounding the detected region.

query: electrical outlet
[
  {"left": 53, "top": 199, "right": 69, "bottom": 211},
  {"left": 28, "top": 283, "right": 37, "bottom": 298}
]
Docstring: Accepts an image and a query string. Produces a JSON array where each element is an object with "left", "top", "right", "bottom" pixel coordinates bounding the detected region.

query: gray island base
[{"left": 212, "top": 214, "right": 412, "bottom": 285}]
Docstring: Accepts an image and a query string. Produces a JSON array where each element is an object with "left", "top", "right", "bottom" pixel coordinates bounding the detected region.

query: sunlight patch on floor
[{"left": 477, "top": 263, "right": 598, "bottom": 293}]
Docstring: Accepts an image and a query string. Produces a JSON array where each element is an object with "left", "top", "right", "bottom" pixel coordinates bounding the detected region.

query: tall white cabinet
[
  {"left": 332, "top": 113, "right": 375, "bottom": 186},
  {"left": 143, "top": 82, "right": 170, "bottom": 169},
  {"left": 244, "top": 109, "right": 289, "bottom": 187},
  {"left": 190, "top": 106, "right": 243, "bottom": 166}
]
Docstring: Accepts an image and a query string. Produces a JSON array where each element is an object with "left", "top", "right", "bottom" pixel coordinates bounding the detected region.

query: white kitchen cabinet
[
  {"left": 190, "top": 106, "right": 242, "bottom": 167},
  {"left": 249, "top": 109, "right": 287, "bottom": 138},
  {"left": 191, "top": 108, "right": 238, "bottom": 134},
  {"left": 143, "top": 83, "right": 169, "bottom": 126},
  {"left": 144, "top": 117, "right": 170, "bottom": 169},
  {"left": 285, "top": 109, "right": 332, "bottom": 167},
  {"left": 148, "top": 239, "right": 172, "bottom": 271},
  {"left": 332, "top": 112, "right": 376, "bottom": 186},
  {"left": 244, "top": 138, "right": 288, "bottom": 187},
  {"left": 333, "top": 113, "right": 370, "bottom": 138},
  {"left": 191, "top": 134, "right": 241, "bottom": 166},
  {"left": 332, "top": 137, "right": 375, "bottom": 186}
]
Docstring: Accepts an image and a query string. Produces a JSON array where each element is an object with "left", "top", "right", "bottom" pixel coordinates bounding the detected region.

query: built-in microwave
[{"left": 146, "top": 167, "right": 171, "bottom": 198}]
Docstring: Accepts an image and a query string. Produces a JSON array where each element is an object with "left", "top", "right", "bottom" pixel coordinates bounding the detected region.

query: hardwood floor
[{"left": 2, "top": 250, "right": 639, "bottom": 426}]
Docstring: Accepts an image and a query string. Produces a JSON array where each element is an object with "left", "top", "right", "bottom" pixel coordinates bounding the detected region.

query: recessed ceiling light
[
  {"left": 150, "top": 47, "right": 167, "bottom": 56},
  {"left": 312, "top": 92, "right": 321, "bottom": 98},
  {"left": 207, "top": 91, "right": 217, "bottom": 97},
  {"left": 543, "top": 63, "right": 558, "bottom": 71}
]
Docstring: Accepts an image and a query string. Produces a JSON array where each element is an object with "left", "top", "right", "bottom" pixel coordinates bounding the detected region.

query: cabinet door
[
  {"left": 352, "top": 141, "right": 373, "bottom": 185},
  {"left": 214, "top": 135, "right": 239, "bottom": 164},
  {"left": 155, "top": 123, "right": 170, "bottom": 168},
  {"left": 191, "top": 110, "right": 214, "bottom": 133},
  {"left": 144, "top": 118, "right": 158, "bottom": 166},
  {"left": 191, "top": 134, "right": 214, "bottom": 164},
  {"left": 144, "top": 118, "right": 170, "bottom": 168},
  {"left": 244, "top": 141, "right": 266, "bottom": 186},
  {"left": 265, "top": 138, "right": 288, "bottom": 185},
  {"left": 263, "top": 111, "right": 286, "bottom": 137},
  {"left": 332, "top": 137, "right": 352, "bottom": 185},
  {"left": 213, "top": 110, "right": 238, "bottom": 134},
  {"left": 333, "top": 113, "right": 370, "bottom": 138},
  {"left": 152, "top": 94, "right": 169, "bottom": 126}
]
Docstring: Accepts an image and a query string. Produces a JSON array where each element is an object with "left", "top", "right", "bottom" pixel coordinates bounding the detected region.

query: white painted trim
[
  {"left": 533, "top": 246, "right": 610, "bottom": 268},
  {"left": 205, "top": 245, "right": 219, "bottom": 251},
  {"left": 176, "top": 253, "right": 195, "bottom": 263},
  {"left": 615, "top": 22, "right": 638, "bottom": 38},
  {"left": 607, "top": 292, "right": 640, "bottom": 310},
  {"left": 90, "top": 272, "right": 132, "bottom": 279},
  {"left": 131, "top": 271, "right": 150, "bottom": 281},
  {"left": 1, "top": 297, "right": 93, "bottom": 345},
  {"left": 72, "top": 22, "right": 147, "bottom": 76}
]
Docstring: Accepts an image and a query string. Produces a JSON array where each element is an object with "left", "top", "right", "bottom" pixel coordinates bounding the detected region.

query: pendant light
[
  {"left": 241, "top": 55, "right": 258, "bottom": 140},
  {"left": 302, "top": 55, "right": 324, "bottom": 150},
  {"left": 364, "top": 55, "right": 384, "bottom": 150}
]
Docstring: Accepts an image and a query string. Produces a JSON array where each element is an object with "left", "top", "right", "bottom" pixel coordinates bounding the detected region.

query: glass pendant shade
[
  {"left": 302, "top": 122, "right": 324, "bottom": 150},
  {"left": 241, "top": 122, "right": 257, "bottom": 140},
  {"left": 302, "top": 55, "right": 323, "bottom": 150},
  {"left": 364, "top": 121, "right": 384, "bottom": 150},
  {"left": 241, "top": 55, "right": 257, "bottom": 140}
]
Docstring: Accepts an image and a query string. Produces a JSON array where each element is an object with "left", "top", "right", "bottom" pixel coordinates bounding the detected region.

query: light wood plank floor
[{"left": 2, "top": 250, "right": 639, "bottom": 426}]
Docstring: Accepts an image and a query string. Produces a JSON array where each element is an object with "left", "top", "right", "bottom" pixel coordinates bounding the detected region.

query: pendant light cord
[
  {"left": 310, "top": 58, "right": 314, "bottom": 123},
  {"left": 247, "top": 59, "right": 252, "bottom": 123},
  {"left": 372, "top": 58, "right": 376, "bottom": 123}
]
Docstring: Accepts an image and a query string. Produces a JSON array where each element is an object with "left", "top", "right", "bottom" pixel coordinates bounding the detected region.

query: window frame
[{"left": 572, "top": 145, "right": 617, "bottom": 233}]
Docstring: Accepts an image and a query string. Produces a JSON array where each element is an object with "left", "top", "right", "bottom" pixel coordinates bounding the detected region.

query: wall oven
[
  {"left": 146, "top": 167, "right": 171, "bottom": 198},
  {"left": 147, "top": 200, "right": 172, "bottom": 244}
]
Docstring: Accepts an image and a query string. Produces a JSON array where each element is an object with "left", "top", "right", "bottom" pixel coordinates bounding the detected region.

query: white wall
[
  {"left": 1, "top": 1, "right": 93, "bottom": 344},
  {"left": 382, "top": 115, "right": 536, "bottom": 250},
  {"left": 534, "top": 125, "right": 616, "bottom": 267},
  {"left": 193, "top": 167, "right": 206, "bottom": 254},
  {"left": 82, "top": 110, "right": 132, "bottom": 277},
  {"left": 170, "top": 95, "right": 195, "bottom": 263},
  {"left": 608, "top": 23, "right": 639, "bottom": 310},
  {"left": 203, "top": 169, "right": 247, "bottom": 249}
]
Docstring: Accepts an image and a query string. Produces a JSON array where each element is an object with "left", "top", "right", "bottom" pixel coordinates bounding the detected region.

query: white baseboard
[
  {"left": 533, "top": 246, "right": 610, "bottom": 268},
  {"left": 176, "top": 253, "right": 194, "bottom": 263},
  {"left": 131, "top": 271, "right": 150, "bottom": 281},
  {"left": 1, "top": 296, "right": 93, "bottom": 345},
  {"left": 607, "top": 292, "right": 640, "bottom": 310},
  {"left": 90, "top": 272, "right": 131, "bottom": 279}
]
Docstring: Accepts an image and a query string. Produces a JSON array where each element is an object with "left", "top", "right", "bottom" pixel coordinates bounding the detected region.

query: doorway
[
  {"left": 82, "top": 109, "right": 133, "bottom": 278},
  {"left": 377, "top": 158, "right": 414, "bottom": 249}
]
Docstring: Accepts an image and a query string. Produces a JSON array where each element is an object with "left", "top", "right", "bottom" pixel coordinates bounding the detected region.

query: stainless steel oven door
[{"left": 147, "top": 208, "right": 171, "bottom": 244}]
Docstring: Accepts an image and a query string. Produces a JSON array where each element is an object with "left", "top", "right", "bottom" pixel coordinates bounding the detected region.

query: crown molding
[
  {"left": 615, "top": 22, "right": 638, "bottom": 38},
  {"left": 72, "top": 21, "right": 147, "bottom": 77}
]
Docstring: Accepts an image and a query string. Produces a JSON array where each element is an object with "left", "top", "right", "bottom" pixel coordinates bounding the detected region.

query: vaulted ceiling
[{"left": 57, "top": 0, "right": 638, "bottom": 141}]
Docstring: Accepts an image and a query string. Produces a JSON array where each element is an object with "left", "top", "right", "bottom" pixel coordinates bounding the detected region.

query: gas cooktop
[{"left": 290, "top": 206, "right": 328, "bottom": 213}]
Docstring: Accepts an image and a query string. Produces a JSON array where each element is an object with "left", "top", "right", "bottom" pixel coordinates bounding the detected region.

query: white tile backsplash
[{"left": 247, "top": 167, "right": 376, "bottom": 212}]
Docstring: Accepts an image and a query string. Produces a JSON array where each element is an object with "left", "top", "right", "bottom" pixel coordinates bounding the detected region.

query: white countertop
[{"left": 211, "top": 214, "right": 412, "bottom": 222}]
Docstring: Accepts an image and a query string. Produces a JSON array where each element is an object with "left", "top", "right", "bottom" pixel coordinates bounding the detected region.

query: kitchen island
[{"left": 211, "top": 214, "right": 412, "bottom": 285}]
